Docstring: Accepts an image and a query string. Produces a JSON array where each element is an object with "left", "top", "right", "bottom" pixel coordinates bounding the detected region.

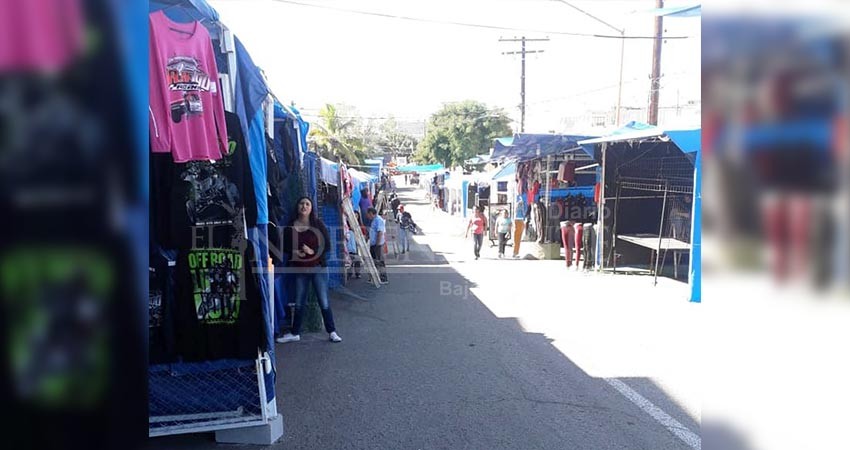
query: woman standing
[
  {"left": 496, "top": 209, "right": 512, "bottom": 259},
  {"left": 277, "top": 197, "right": 343, "bottom": 344},
  {"left": 465, "top": 206, "right": 487, "bottom": 260}
]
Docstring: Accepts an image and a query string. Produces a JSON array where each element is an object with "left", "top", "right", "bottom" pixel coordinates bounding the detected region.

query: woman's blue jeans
[{"left": 291, "top": 266, "right": 336, "bottom": 335}]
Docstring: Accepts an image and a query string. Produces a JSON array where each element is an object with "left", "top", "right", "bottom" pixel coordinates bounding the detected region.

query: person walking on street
[
  {"left": 396, "top": 205, "right": 418, "bottom": 254},
  {"left": 465, "top": 206, "right": 487, "bottom": 260},
  {"left": 496, "top": 209, "right": 512, "bottom": 258},
  {"left": 277, "top": 197, "right": 343, "bottom": 344},
  {"left": 365, "top": 207, "right": 389, "bottom": 283}
]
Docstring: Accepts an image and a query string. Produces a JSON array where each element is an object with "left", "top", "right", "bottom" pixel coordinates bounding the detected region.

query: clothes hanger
[{"left": 159, "top": 4, "right": 211, "bottom": 35}]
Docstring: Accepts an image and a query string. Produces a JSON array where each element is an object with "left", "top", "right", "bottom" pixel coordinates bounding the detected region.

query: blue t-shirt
[{"left": 369, "top": 215, "right": 386, "bottom": 246}]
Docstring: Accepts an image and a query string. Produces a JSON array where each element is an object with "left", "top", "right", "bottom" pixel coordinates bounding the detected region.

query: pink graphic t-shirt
[{"left": 149, "top": 10, "right": 227, "bottom": 162}]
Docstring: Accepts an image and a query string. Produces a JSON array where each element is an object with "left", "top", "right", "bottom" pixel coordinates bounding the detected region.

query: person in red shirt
[
  {"left": 277, "top": 197, "right": 342, "bottom": 344},
  {"left": 465, "top": 206, "right": 488, "bottom": 260}
]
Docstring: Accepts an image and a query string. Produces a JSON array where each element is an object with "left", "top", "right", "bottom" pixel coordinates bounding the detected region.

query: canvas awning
[
  {"left": 578, "top": 121, "right": 701, "bottom": 154},
  {"left": 492, "top": 133, "right": 596, "bottom": 161}
]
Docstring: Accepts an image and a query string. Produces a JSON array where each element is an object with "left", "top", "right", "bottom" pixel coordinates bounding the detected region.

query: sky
[{"left": 207, "top": 0, "right": 701, "bottom": 132}]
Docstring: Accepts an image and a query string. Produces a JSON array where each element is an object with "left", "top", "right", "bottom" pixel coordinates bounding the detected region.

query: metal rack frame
[{"left": 609, "top": 172, "right": 694, "bottom": 285}]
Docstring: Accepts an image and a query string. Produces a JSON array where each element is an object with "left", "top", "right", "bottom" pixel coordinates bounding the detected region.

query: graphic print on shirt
[
  {"left": 149, "top": 267, "right": 163, "bottom": 328},
  {"left": 188, "top": 248, "right": 243, "bottom": 325},
  {"left": 166, "top": 56, "right": 213, "bottom": 124},
  {"left": 181, "top": 161, "right": 241, "bottom": 226}
]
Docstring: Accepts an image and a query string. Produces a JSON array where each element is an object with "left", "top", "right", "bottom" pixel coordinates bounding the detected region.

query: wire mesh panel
[
  {"left": 149, "top": 360, "right": 265, "bottom": 436},
  {"left": 319, "top": 200, "right": 345, "bottom": 288}
]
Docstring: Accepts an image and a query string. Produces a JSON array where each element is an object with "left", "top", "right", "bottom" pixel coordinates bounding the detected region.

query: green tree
[
  {"left": 307, "top": 104, "right": 368, "bottom": 164},
  {"left": 415, "top": 101, "right": 513, "bottom": 168},
  {"left": 377, "top": 117, "right": 418, "bottom": 159}
]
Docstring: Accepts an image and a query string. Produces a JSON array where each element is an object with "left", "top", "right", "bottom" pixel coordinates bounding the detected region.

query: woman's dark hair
[
  {"left": 286, "top": 196, "right": 331, "bottom": 264},
  {"left": 289, "top": 196, "right": 323, "bottom": 229}
]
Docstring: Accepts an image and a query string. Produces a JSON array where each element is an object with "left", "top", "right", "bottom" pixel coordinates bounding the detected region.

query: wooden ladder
[{"left": 342, "top": 198, "right": 382, "bottom": 288}]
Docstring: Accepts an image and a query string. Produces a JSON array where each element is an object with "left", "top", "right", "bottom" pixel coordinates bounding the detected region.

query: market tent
[
  {"left": 491, "top": 133, "right": 596, "bottom": 161},
  {"left": 148, "top": 0, "right": 278, "bottom": 428},
  {"left": 579, "top": 123, "right": 701, "bottom": 303},
  {"left": 579, "top": 122, "right": 700, "bottom": 155},
  {"left": 396, "top": 163, "right": 445, "bottom": 173},
  {"left": 349, "top": 168, "right": 377, "bottom": 184}
]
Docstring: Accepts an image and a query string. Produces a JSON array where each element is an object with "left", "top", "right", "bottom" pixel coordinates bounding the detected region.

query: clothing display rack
[{"left": 609, "top": 154, "right": 694, "bottom": 285}]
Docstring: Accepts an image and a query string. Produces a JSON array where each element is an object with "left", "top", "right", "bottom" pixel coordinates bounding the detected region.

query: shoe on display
[
  {"left": 276, "top": 333, "right": 300, "bottom": 343},
  {"left": 329, "top": 331, "right": 343, "bottom": 343}
]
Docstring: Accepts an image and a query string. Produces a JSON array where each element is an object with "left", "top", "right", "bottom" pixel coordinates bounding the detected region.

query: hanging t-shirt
[
  {"left": 527, "top": 180, "right": 540, "bottom": 205},
  {"left": 174, "top": 245, "right": 266, "bottom": 361},
  {"left": 149, "top": 10, "right": 228, "bottom": 162},
  {"left": 0, "top": 0, "right": 85, "bottom": 72},
  {"left": 558, "top": 161, "right": 576, "bottom": 183},
  {"left": 225, "top": 111, "right": 258, "bottom": 228}
]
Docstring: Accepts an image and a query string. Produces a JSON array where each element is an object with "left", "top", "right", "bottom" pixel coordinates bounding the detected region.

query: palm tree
[{"left": 307, "top": 104, "right": 364, "bottom": 164}]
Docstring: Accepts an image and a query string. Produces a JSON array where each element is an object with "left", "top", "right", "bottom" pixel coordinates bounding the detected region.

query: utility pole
[
  {"left": 648, "top": 0, "right": 664, "bottom": 125},
  {"left": 500, "top": 36, "right": 548, "bottom": 132}
]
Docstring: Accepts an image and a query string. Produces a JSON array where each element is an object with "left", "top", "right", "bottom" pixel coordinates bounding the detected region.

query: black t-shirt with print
[{"left": 173, "top": 241, "right": 266, "bottom": 361}]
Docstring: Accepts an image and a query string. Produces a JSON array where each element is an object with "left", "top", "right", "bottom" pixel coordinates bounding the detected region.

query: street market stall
[
  {"left": 491, "top": 133, "right": 598, "bottom": 262},
  {"left": 579, "top": 122, "right": 701, "bottom": 302},
  {"left": 147, "top": 0, "right": 322, "bottom": 443}
]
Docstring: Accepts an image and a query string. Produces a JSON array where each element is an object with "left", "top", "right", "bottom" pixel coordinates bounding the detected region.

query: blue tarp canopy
[
  {"left": 491, "top": 162, "right": 516, "bottom": 180},
  {"left": 492, "top": 133, "right": 596, "bottom": 161},
  {"left": 396, "top": 163, "right": 445, "bottom": 173},
  {"left": 349, "top": 168, "right": 377, "bottom": 184},
  {"left": 495, "top": 136, "right": 514, "bottom": 146},
  {"left": 578, "top": 121, "right": 701, "bottom": 154},
  {"left": 642, "top": 4, "right": 701, "bottom": 17}
]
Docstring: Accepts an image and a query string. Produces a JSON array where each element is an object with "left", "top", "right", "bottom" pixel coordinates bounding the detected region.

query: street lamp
[{"left": 552, "top": 0, "right": 625, "bottom": 126}]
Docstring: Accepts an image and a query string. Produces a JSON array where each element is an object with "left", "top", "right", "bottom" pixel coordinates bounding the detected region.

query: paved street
[{"left": 153, "top": 184, "right": 700, "bottom": 449}]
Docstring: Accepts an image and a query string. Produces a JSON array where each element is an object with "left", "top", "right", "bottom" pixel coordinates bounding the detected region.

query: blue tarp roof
[
  {"left": 644, "top": 5, "right": 701, "bottom": 18},
  {"left": 492, "top": 133, "right": 596, "bottom": 161},
  {"left": 349, "top": 168, "right": 378, "bottom": 188},
  {"left": 397, "top": 163, "right": 445, "bottom": 173},
  {"left": 150, "top": 0, "right": 220, "bottom": 23},
  {"left": 495, "top": 136, "right": 514, "bottom": 146},
  {"left": 578, "top": 122, "right": 701, "bottom": 154},
  {"left": 491, "top": 162, "right": 516, "bottom": 180}
]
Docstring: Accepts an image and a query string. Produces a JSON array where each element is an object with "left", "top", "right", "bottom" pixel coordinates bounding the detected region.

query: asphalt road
[{"left": 150, "top": 184, "right": 699, "bottom": 449}]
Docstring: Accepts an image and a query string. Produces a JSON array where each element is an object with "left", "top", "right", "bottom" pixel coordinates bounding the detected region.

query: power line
[{"left": 270, "top": 0, "right": 691, "bottom": 39}]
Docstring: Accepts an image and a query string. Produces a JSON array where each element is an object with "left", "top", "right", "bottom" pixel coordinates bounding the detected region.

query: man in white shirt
[{"left": 365, "top": 208, "right": 388, "bottom": 283}]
